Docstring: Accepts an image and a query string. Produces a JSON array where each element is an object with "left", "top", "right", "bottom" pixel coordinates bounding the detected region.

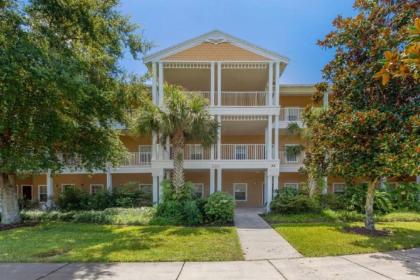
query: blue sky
[{"left": 119, "top": 0, "right": 356, "bottom": 84}]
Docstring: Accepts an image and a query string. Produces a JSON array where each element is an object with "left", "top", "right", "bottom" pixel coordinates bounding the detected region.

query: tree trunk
[
  {"left": 365, "top": 178, "right": 378, "bottom": 231},
  {"left": 171, "top": 130, "right": 185, "bottom": 193},
  {"left": 307, "top": 172, "right": 316, "bottom": 197},
  {"left": 0, "top": 173, "right": 21, "bottom": 225}
]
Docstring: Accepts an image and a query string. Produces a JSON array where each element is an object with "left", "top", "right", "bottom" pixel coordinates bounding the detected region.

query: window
[
  {"left": 193, "top": 183, "right": 204, "bottom": 198},
  {"left": 234, "top": 183, "right": 247, "bottom": 201},
  {"left": 235, "top": 145, "right": 248, "bottom": 159},
  {"left": 284, "top": 183, "right": 299, "bottom": 191},
  {"left": 286, "top": 108, "right": 300, "bottom": 121},
  {"left": 333, "top": 183, "right": 346, "bottom": 194},
  {"left": 189, "top": 145, "right": 203, "bottom": 160},
  {"left": 139, "top": 184, "right": 152, "bottom": 194},
  {"left": 61, "top": 184, "right": 75, "bottom": 192},
  {"left": 90, "top": 184, "right": 104, "bottom": 195},
  {"left": 38, "top": 185, "right": 48, "bottom": 202},
  {"left": 139, "top": 145, "right": 152, "bottom": 163},
  {"left": 285, "top": 145, "right": 299, "bottom": 163}
]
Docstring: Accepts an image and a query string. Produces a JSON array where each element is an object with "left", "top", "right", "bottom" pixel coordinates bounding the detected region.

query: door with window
[{"left": 22, "top": 185, "right": 32, "bottom": 201}]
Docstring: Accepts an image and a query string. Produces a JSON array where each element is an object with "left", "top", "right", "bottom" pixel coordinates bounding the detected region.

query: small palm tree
[{"left": 134, "top": 84, "right": 218, "bottom": 193}]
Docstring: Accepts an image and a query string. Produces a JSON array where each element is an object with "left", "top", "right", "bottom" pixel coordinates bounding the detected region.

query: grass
[
  {"left": 263, "top": 211, "right": 420, "bottom": 257},
  {"left": 0, "top": 222, "right": 243, "bottom": 262}
]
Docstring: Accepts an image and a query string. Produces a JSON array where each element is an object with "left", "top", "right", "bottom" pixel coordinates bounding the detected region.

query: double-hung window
[
  {"left": 61, "top": 184, "right": 75, "bottom": 193},
  {"left": 284, "top": 183, "right": 299, "bottom": 191},
  {"left": 139, "top": 184, "right": 152, "bottom": 194},
  {"left": 38, "top": 185, "right": 48, "bottom": 202},
  {"left": 193, "top": 183, "right": 204, "bottom": 198},
  {"left": 234, "top": 183, "right": 247, "bottom": 201},
  {"left": 333, "top": 183, "right": 346, "bottom": 194},
  {"left": 285, "top": 144, "right": 299, "bottom": 163},
  {"left": 235, "top": 145, "right": 247, "bottom": 160},
  {"left": 139, "top": 145, "right": 152, "bottom": 164},
  {"left": 286, "top": 108, "right": 300, "bottom": 121},
  {"left": 90, "top": 184, "right": 104, "bottom": 195},
  {"left": 189, "top": 145, "right": 203, "bottom": 160}
]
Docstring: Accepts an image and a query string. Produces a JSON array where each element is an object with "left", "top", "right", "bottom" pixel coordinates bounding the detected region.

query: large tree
[
  {"left": 304, "top": 0, "right": 419, "bottom": 231},
  {"left": 0, "top": 0, "right": 149, "bottom": 224},
  {"left": 134, "top": 85, "right": 218, "bottom": 195}
]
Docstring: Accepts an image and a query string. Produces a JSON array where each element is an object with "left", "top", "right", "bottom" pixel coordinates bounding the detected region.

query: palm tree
[{"left": 134, "top": 84, "right": 218, "bottom": 193}]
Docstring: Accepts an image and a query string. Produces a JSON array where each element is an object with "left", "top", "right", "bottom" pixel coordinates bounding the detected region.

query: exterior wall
[
  {"left": 164, "top": 42, "right": 270, "bottom": 61},
  {"left": 278, "top": 173, "right": 307, "bottom": 189},
  {"left": 280, "top": 95, "right": 313, "bottom": 107},
  {"left": 120, "top": 135, "right": 151, "bottom": 152},
  {"left": 112, "top": 173, "right": 152, "bottom": 188},
  {"left": 221, "top": 170, "right": 265, "bottom": 207}
]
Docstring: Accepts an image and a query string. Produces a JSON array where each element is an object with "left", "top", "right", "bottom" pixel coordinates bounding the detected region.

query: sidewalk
[
  {"left": 0, "top": 249, "right": 418, "bottom": 280},
  {"left": 234, "top": 208, "right": 302, "bottom": 260}
]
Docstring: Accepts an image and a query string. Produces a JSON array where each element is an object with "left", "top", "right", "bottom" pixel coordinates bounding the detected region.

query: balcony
[
  {"left": 279, "top": 107, "right": 304, "bottom": 122},
  {"left": 121, "top": 146, "right": 152, "bottom": 167},
  {"left": 168, "top": 144, "right": 212, "bottom": 160},
  {"left": 221, "top": 144, "right": 266, "bottom": 160},
  {"left": 185, "top": 91, "right": 268, "bottom": 107},
  {"left": 279, "top": 146, "right": 305, "bottom": 165}
]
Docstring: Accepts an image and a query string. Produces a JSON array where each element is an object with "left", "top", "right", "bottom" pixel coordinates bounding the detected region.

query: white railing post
[
  {"left": 210, "top": 168, "right": 215, "bottom": 194},
  {"left": 217, "top": 168, "right": 222, "bottom": 192},
  {"left": 106, "top": 168, "right": 112, "bottom": 192},
  {"left": 275, "top": 62, "right": 280, "bottom": 106},
  {"left": 268, "top": 62, "right": 273, "bottom": 106},
  {"left": 217, "top": 115, "right": 221, "bottom": 160},
  {"left": 274, "top": 115, "right": 279, "bottom": 160},
  {"left": 266, "top": 175, "right": 273, "bottom": 212},
  {"left": 152, "top": 131, "right": 157, "bottom": 160},
  {"left": 217, "top": 62, "right": 222, "bottom": 106},
  {"left": 267, "top": 115, "right": 272, "bottom": 160},
  {"left": 46, "top": 169, "right": 54, "bottom": 208},
  {"left": 152, "top": 174, "right": 159, "bottom": 204},
  {"left": 158, "top": 62, "right": 164, "bottom": 106},
  {"left": 152, "top": 62, "right": 157, "bottom": 104},
  {"left": 210, "top": 62, "right": 215, "bottom": 106}
]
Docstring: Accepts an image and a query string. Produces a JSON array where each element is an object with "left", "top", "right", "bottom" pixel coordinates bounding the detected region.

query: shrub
[
  {"left": 57, "top": 188, "right": 90, "bottom": 211},
  {"left": 88, "top": 191, "right": 114, "bottom": 210},
  {"left": 204, "top": 192, "right": 235, "bottom": 225},
  {"left": 387, "top": 183, "right": 420, "bottom": 211},
  {"left": 183, "top": 200, "right": 203, "bottom": 226},
  {"left": 153, "top": 200, "right": 185, "bottom": 225},
  {"left": 342, "top": 184, "right": 393, "bottom": 214},
  {"left": 270, "top": 191, "right": 320, "bottom": 214}
]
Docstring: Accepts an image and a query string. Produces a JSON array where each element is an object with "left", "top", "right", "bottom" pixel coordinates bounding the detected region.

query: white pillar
[
  {"left": 152, "top": 131, "right": 157, "bottom": 160},
  {"left": 152, "top": 174, "right": 158, "bottom": 204},
  {"left": 267, "top": 115, "right": 272, "bottom": 160},
  {"left": 268, "top": 62, "right": 273, "bottom": 106},
  {"left": 106, "top": 168, "right": 112, "bottom": 192},
  {"left": 417, "top": 176, "right": 420, "bottom": 184},
  {"left": 217, "top": 168, "right": 222, "bottom": 192},
  {"left": 210, "top": 168, "right": 215, "bottom": 194},
  {"left": 217, "top": 62, "right": 222, "bottom": 106},
  {"left": 210, "top": 144, "right": 215, "bottom": 160},
  {"left": 210, "top": 62, "right": 215, "bottom": 106},
  {"left": 275, "top": 62, "right": 280, "bottom": 106},
  {"left": 323, "top": 91, "right": 329, "bottom": 108},
  {"left": 273, "top": 175, "right": 279, "bottom": 195},
  {"left": 158, "top": 62, "right": 164, "bottom": 106},
  {"left": 322, "top": 177, "right": 328, "bottom": 194},
  {"left": 266, "top": 175, "right": 273, "bottom": 212},
  {"left": 152, "top": 62, "right": 157, "bottom": 104},
  {"left": 217, "top": 115, "right": 221, "bottom": 160},
  {"left": 158, "top": 172, "right": 164, "bottom": 203},
  {"left": 264, "top": 171, "right": 268, "bottom": 205},
  {"left": 46, "top": 169, "right": 54, "bottom": 208},
  {"left": 274, "top": 115, "right": 279, "bottom": 160}
]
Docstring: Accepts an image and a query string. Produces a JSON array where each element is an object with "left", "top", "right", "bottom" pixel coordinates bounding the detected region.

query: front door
[{"left": 22, "top": 185, "right": 32, "bottom": 201}]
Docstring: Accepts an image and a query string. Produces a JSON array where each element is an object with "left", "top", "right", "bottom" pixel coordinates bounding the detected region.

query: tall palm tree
[{"left": 134, "top": 84, "right": 218, "bottom": 193}]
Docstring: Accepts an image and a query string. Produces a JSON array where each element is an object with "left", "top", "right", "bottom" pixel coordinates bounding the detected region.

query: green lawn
[
  {"left": 263, "top": 211, "right": 420, "bottom": 257},
  {"left": 0, "top": 222, "right": 243, "bottom": 262}
]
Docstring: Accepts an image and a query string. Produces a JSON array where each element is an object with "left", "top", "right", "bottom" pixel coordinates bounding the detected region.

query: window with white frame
[
  {"left": 139, "top": 145, "right": 152, "bottom": 163},
  {"left": 234, "top": 183, "right": 247, "bottom": 201},
  {"left": 286, "top": 108, "right": 300, "bottom": 121},
  {"left": 189, "top": 145, "right": 203, "bottom": 160},
  {"left": 61, "top": 184, "right": 75, "bottom": 192},
  {"left": 193, "top": 183, "right": 204, "bottom": 198},
  {"left": 235, "top": 145, "right": 247, "bottom": 160},
  {"left": 284, "top": 183, "right": 299, "bottom": 191},
  {"left": 139, "top": 184, "right": 152, "bottom": 194},
  {"left": 38, "top": 185, "right": 48, "bottom": 202},
  {"left": 90, "top": 184, "right": 104, "bottom": 195},
  {"left": 285, "top": 144, "right": 299, "bottom": 163},
  {"left": 333, "top": 183, "right": 346, "bottom": 194}
]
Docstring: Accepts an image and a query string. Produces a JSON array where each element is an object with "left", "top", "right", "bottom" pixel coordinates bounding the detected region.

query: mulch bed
[
  {"left": 0, "top": 221, "right": 39, "bottom": 231},
  {"left": 343, "top": 226, "right": 391, "bottom": 236}
]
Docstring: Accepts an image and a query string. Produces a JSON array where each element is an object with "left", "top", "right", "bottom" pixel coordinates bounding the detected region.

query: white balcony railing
[
  {"left": 279, "top": 146, "right": 305, "bottom": 164},
  {"left": 221, "top": 91, "right": 267, "bottom": 106},
  {"left": 221, "top": 144, "right": 266, "bottom": 160},
  {"left": 169, "top": 144, "right": 211, "bottom": 160},
  {"left": 184, "top": 91, "right": 211, "bottom": 102},
  {"left": 121, "top": 145, "right": 152, "bottom": 167},
  {"left": 279, "top": 107, "right": 304, "bottom": 122}
]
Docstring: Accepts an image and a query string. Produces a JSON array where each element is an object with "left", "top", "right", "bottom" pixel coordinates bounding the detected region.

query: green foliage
[
  {"left": 204, "top": 192, "right": 235, "bottom": 225},
  {"left": 270, "top": 190, "right": 321, "bottom": 214},
  {"left": 57, "top": 188, "right": 91, "bottom": 211},
  {"left": 387, "top": 183, "right": 420, "bottom": 211},
  {"left": 341, "top": 184, "right": 393, "bottom": 214},
  {"left": 183, "top": 200, "right": 203, "bottom": 226},
  {"left": 286, "top": 122, "right": 302, "bottom": 135}
]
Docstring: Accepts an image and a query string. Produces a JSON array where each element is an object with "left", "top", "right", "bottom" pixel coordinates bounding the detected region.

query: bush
[
  {"left": 270, "top": 188, "right": 320, "bottom": 214},
  {"left": 204, "top": 192, "right": 235, "bottom": 225},
  {"left": 57, "top": 188, "right": 90, "bottom": 211},
  {"left": 387, "top": 183, "right": 420, "bottom": 211},
  {"left": 153, "top": 200, "right": 185, "bottom": 225},
  {"left": 88, "top": 191, "right": 114, "bottom": 210},
  {"left": 341, "top": 184, "right": 393, "bottom": 214},
  {"left": 183, "top": 200, "right": 203, "bottom": 226}
]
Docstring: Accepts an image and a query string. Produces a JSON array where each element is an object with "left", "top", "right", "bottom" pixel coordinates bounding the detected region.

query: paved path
[
  {"left": 234, "top": 208, "right": 302, "bottom": 260},
  {"left": 1, "top": 249, "right": 418, "bottom": 280}
]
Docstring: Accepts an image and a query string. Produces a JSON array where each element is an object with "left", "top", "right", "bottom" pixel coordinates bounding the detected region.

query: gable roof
[{"left": 143, "top": 30, "right": 289, "bottom": 64}]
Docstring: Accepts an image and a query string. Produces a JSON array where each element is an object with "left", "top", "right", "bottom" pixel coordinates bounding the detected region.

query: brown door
[{"left": 22, "top": 185, "right": 32, "bottom": 201}]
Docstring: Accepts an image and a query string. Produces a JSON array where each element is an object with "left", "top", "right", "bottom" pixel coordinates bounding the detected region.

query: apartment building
[{"left": 15, "top": 30, "right": 414, "bottom": 209}]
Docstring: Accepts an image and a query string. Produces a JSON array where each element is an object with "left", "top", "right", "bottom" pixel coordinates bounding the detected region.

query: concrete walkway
[
  {"left": 234, "top": 208, "right": 302, "bottom": 260},
  {"left": 1, "top": 249, "right": 419, "bottom": 280}
]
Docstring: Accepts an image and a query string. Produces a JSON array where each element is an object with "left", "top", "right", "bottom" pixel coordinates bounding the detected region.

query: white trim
[
  {"left": 61, "top": 184, "right": 76, "bottom": 193},
  {"left": 143, "top": 30, "right": 289, "bottom": 64},
  {"left": 333, "top": 183, "right": 346, "bottom": 194},
  {"left": 284, "top": 182, "right": 299, "bottom": 190},
  {"left": 233, "top": 183, "right": 247, "bottom": 201},
  {"left": 38, "top": 185, "right": 48, "bottom": 202},
  {"left": 90, "top": 184, "right": 104, "bottom": 194}
]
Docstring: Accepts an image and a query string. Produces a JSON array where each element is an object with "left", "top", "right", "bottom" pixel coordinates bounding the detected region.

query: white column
[
  {"left": 417, "top": 176, "right": 420, "bottom": 184},
  {"left": 217, "top": 115, "right": 221, "bottom": 160},
  {"left": 210, "top": 62, "right": 215, "bottom": 106},
  {"left": 46, "top": 169, "right": 54, "bottom": 208},
  {"left": 275, "top": 62, "right": 280, "bottom": 106},
  {"left": 273, "top": 175, "right": 279, "bottom": 195},
  {"left": 106, "top": 168, "right": 112, "bottom": 192},
  {"left": 266, "top": 175, "right": 273, "bottom": 212},
  {"left": 210, "top": 144, "right": 215, "bottom": 160},
  {"left": 158, "top": 171, "right": 164, "bottom": 203},
  {"left": 152, "top": 174, "right": 158, "bottom": 204},
  {"left": 158, "top": 62, "right": 164, "bottom": 106},
  {"left": 264, "top": 127, "right": 268, "bottom": 159},
  {"left": 264, "top": 171, "right": 268, "bottom": 205},
  {"left": 323, "top": 91, "right": 329, "bottom": 108},
  {"left": 217, "top": 62, "right": 222, "bottom": 106},
  {"left": 210, "top": 168, "right": 215, "bottom": 194},
  {"left": 267, "top": 115, "right": 272, "bottom": 160},
  {"left": 152, "top": 62, "right": 157, "bottom": 104},
  {"left": 274, "top": 115, "right": 279, "bottom": 160},
  {"left": 322, "top": 177, "right": 328, "bottom": 194},
  {"left": 152, "top": 131, "right": 157, "bottom": 160},
  {"left": 268, "top": 62, "right": 273, "bottom": 106},
  {"left": 217, "top": 168, "right": 222, "bottom": 192}
]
